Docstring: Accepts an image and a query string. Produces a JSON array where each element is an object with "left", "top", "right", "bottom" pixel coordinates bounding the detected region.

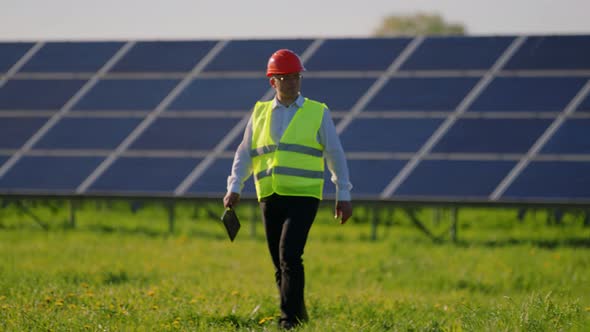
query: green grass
[{"left": 0, "top": 200, "right": 589, "bottom": 331}]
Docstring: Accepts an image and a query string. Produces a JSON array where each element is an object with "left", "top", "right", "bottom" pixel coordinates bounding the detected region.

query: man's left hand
[{"left": 335, "top": 201, "right": 353, "bottom": 224}]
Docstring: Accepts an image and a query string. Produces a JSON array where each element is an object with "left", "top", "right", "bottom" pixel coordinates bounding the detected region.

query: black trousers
[{"left": 259, "top": 193, "right": 320, "bottom": 324}]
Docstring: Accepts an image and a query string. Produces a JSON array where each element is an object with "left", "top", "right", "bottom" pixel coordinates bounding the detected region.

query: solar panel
[
  {"left": 0, "top": 117, "right": 49, "bottom": 149},
  {"left": 73, "top": 79, "right": 179, "bottom": 111},
  {"left": 306, "top": 38, "right": 411, "bottom": 71},
  {"left": 432, "top": 119, "right": 552, "bottom": 153},
  {"left": 341, "top": 119, "right": 442, "bottom": 152},
  {"left": 34, "top": 118, "right": 142, "bottom": 149},
  {"left": 504, "top": 36, "right": 590, "bottom": 70},
  {"left": 0, "top": 79, "right": 86, "bottom": 110},
  {"left": 395, "top": 160, "right": 516, "bottom": 198},
  {"left": 577, "top": 94, "right": 590, "bottom": 112},
  {"left": 540, "top": 119, "right": 590, "bottom": 154},
  {"left": 130, "top": 118, "right": 241, "bottom": 151},
  {"left": 0, "top": 42, "right": 33, "bottom": 73},
  {"left": 1, "top": 35, "right": 589, "bottom": 205},
  {"left": 366, "top": 77, "right": 479, "bottom": 111},
  {"left": 89, "top": 157, "right": 200, "bottom": 194},
  {"left": 167, "top": 78, "right": 270, "bottom": 111},
  {"left": 110, "top": 41, "right": 216, "bottom": 73},
  {"left": 203, "top": 39, "right": 312, "bottom": 72},
  {"left": 0, "top": 156, "right": 103, "bottom": 192},
  {"left": 504, "top": 161, "right": 590, "bottom": 200},
  {"left": 299, "top": 78, "right": 375, "bottom": 111},
  {"left": 401, "top": 36, "right": 514, "bottom": 70},
  {"left": 20, "top": 42, "right": 123, "bottom": 72},
  {"left": 326, "top": 159, "right": 408, "bottom": 198},
  {"left": 469, "top": 77, "right": 588, "bottom": 112},
  {"left": 187, "top": 158, "right": 256, "bottom": 197}
]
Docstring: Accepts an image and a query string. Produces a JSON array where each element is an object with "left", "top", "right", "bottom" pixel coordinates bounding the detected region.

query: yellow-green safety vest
[{"left": 250, "top": 98, "right": 325, "bottom": 200}]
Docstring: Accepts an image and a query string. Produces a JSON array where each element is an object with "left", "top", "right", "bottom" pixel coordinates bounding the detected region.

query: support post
[
  {"left": 433, "top": 207, "right": 441, "bottom": 225},
  {"left": 69, "top": 199, "right": 77, "bottom": 228},
  {"left": 382, "top": 207, "right": 395, "bottom": 238},
  {"left": 404, "top": 208, "right": 438, "bottom": 242},
  {"left": 450, "top": 207, "right": 458, "bottom": 242},
  {"left": 16, "top": 200, "right": 48, "bottom": 230},
  {"left": 370, "top": 206, "right": 378, "bottom": 241},
  {"left": 167, "top": 201, "right": 175, "bottom": 234}
]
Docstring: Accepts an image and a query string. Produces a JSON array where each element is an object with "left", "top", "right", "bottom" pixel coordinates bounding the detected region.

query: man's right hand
[
  {"left": 335, "top": 201, "right": 353, "bottom": 224},
  {"left": 223, "top": 192, "right": 241, "bottom": 208}
]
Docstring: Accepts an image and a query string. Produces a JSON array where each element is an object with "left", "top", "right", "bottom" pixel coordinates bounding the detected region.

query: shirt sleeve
[
  {"left": 226, "top": 115, "right": 254, "bottom": 195},
  {"left": 318, "top": 107, "right": 353, "bottom": 201}
]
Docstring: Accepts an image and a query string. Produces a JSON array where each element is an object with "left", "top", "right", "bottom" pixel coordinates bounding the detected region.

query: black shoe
[{"left": 279, "top": 320, "right": 297, "bottom": 330}]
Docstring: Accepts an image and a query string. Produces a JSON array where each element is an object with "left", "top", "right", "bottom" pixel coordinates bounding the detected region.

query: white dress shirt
[{"left": 227, "top": 94, "right": 352, "bottom": 201}]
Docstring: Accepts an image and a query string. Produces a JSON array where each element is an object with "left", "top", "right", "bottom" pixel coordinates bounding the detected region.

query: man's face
[{"left": 270, "top": 73, "right": 302, "bottom": 101}]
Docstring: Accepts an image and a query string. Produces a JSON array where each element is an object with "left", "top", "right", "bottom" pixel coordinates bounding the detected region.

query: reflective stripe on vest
[
  {"left": 251, "top": 98, "right": 325, "bottom": 200},
  {"left": 255, "top": 166, "right": 324, "bottom": 181},
  {"left": 250, "top": 142, "right": 323, "bottom": 158}
]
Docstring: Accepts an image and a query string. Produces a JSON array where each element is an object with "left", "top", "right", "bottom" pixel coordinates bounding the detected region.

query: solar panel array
[{"left": 1, "top": 36, "right": 590, "bottom": 204}]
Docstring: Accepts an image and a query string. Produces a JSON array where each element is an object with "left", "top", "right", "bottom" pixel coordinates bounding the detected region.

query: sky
[{"left": 1, "top": 0, "right": 590, "bottom": 41}]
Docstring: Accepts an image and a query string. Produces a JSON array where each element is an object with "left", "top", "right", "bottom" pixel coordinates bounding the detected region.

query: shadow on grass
[
  {"left": 457, "top": 237, "right": 590, "bottom": 249},
  {"left": 85, "top": 224, "right": 231, "bottom": 241},
  {"left": 87, "top": 224, "right": 164, "bottom": 237},
  {"left": 205, "top": 314, "right": 264, "bottom": 330}
]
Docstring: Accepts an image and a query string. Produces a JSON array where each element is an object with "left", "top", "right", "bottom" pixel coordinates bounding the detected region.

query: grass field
[{"left": 1, "top": 200, "right": 589, "bottom": 331}]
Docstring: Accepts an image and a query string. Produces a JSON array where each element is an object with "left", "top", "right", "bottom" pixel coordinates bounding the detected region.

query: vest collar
[{"left": 272, "top": 94, "right": 305, "bottom": 110}]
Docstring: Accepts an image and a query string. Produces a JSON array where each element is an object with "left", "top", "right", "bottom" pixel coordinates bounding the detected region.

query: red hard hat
[{"left": 266, "top": 49, "right": 305, "bottom": 77}]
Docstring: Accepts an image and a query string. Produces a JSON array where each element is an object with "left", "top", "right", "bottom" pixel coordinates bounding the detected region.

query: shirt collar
[{"left": 272, "top": 94, "right": 305, "bottom": 110}]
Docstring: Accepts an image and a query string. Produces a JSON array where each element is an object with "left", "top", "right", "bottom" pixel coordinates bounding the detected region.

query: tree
[{"left": 373, "top": 13, "right": 466, "bottom": 36}]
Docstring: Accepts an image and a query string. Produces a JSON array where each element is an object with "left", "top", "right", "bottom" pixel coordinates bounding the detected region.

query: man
[{"left": 223, "top": 49, "right": 353, "bottom": 329}]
